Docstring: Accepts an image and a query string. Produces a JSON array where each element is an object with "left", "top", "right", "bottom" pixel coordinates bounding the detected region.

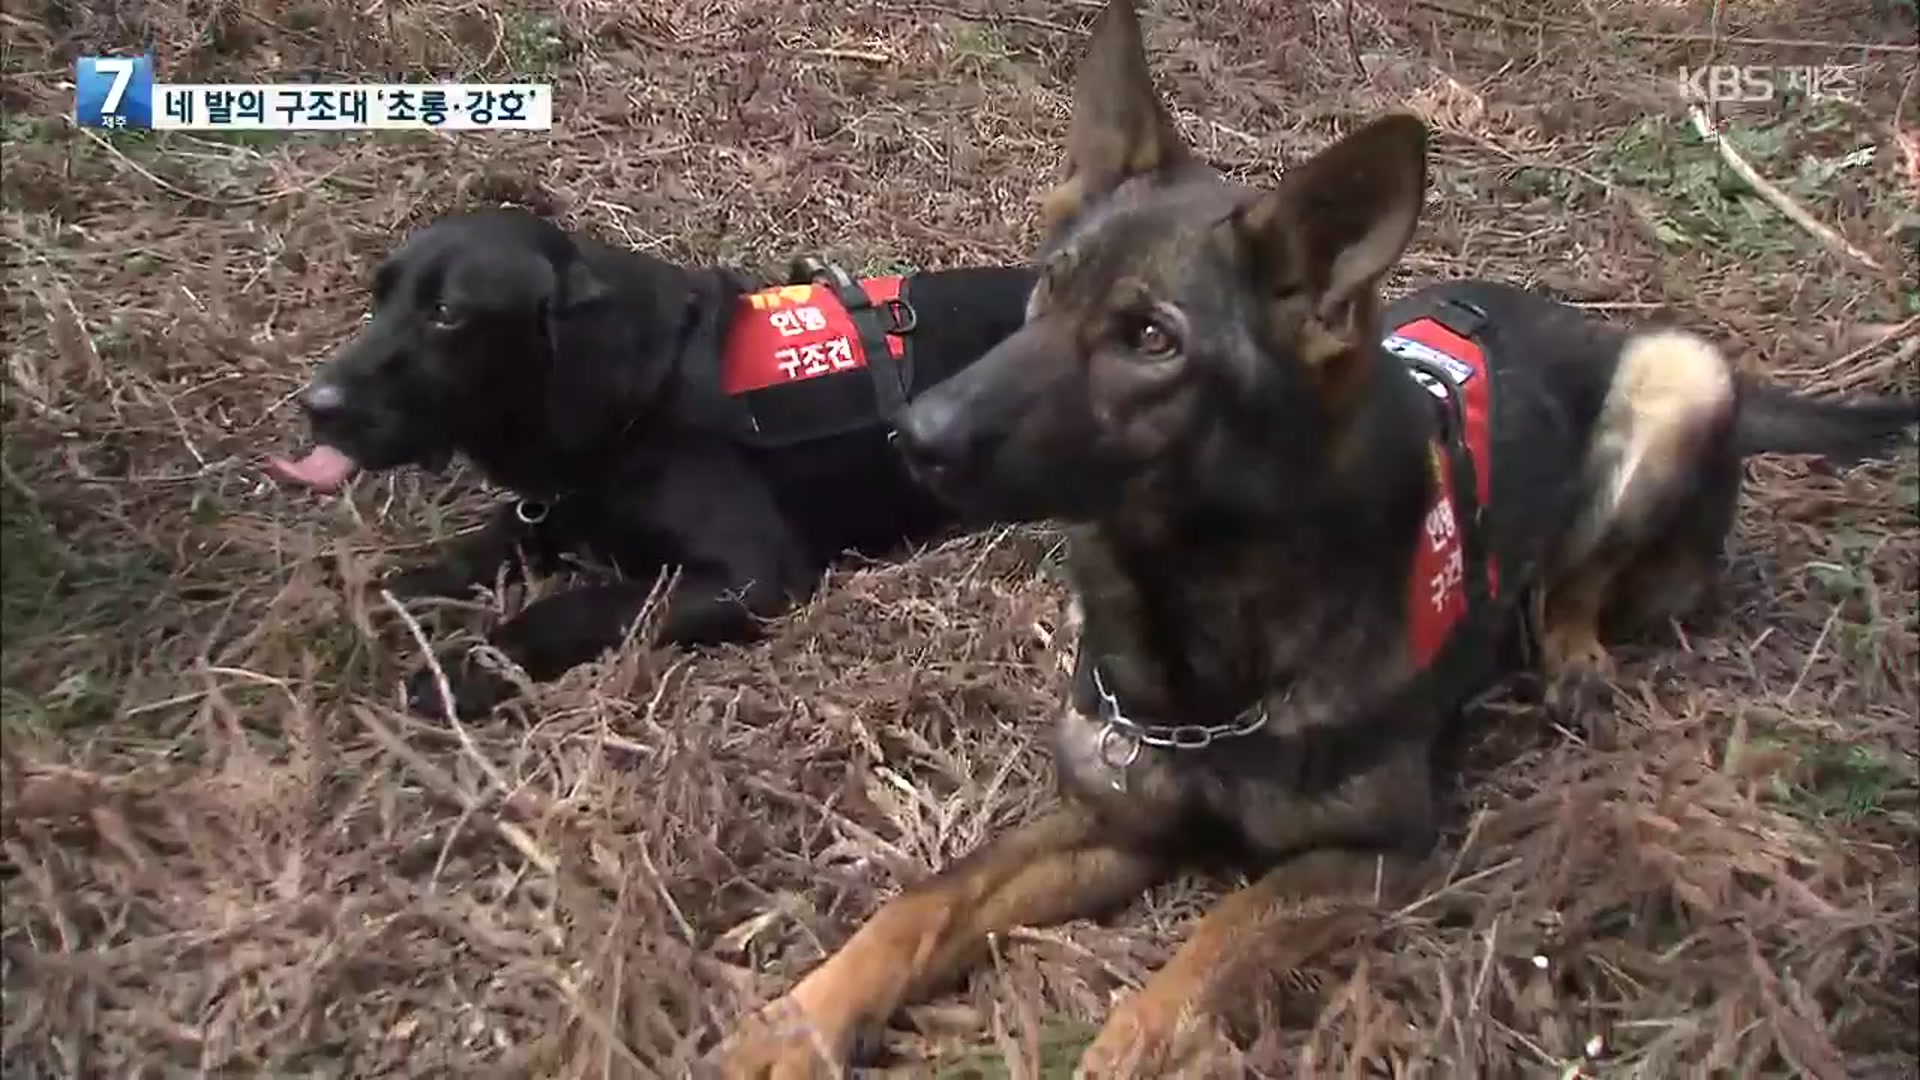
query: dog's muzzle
[{"left": 889, "top": 398, "right": 981, "bottom": 497}]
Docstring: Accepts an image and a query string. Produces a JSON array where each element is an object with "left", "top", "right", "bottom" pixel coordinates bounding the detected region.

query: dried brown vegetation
[{"left": 2, "top": 0, "right": 1917, "bottom": 1076}]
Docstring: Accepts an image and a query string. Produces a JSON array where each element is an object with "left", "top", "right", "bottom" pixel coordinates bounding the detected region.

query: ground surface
[{"left": 3, "top": 0, "right": 1918, "bottom": 1076}]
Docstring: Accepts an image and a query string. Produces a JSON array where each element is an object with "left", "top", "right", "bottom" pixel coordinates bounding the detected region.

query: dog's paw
[
  {"left": 1544, "top": 669, "right": 1620, "bottom": 745},
  {"left": 1076, "top": 996, "right": 1181, "bottom": 1079},
  {"left": 709, "top": 997, "right": 845, "bottom": 1080},
  {"left": 405, "top": 653, "right": 515, "bottom": 720},
  {"left": 1078, "top": 996, "right": 1229, "bottom": 1080}
]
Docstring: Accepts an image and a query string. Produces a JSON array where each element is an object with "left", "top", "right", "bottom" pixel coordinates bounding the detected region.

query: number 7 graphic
[{"left": 95, "top": 58, "right": 136, "bottom": 112}]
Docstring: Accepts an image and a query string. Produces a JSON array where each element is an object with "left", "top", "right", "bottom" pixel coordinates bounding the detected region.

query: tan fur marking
[
  {"left": 715, "top": 807, "right": 1162, "bottom": 1078},
  {"left": 1107, "top": 275, "right": 1154, "bottom": 312},
  {"left": 1024, "top": 274, "right": 1051, "bottom": 324},
  {"left": 1125, "top": 124, "right": 1178, "bottom": 175},
  {"left": 1297, "top": 306, "right": 1378, "bottom": 425},
  {"left": 1078, "top": 850, "right": 1405, "bottom": 1076},
  {"left": 1041, "top": 176, "right": 1089, "bottom": 234},
  {"left": 1320, "top": 193, "right": 1421, "bottom": 308},
  {"left": 1297, "top": 316, "right": 1348, "bottom": 369},
  {"left": 1537, "top": 559, "right": 1622, "bottom": 683},
  {"left": 1041, "top": 0, "right": 1197, "bottom": 236},
  {"left": 1567, "top": 330, "right": 1736, "bottom": 562}
]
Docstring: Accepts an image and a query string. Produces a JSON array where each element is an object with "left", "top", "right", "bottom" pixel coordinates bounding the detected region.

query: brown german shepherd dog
[{"left": 715, "top": 1, "right": 1919, "bottom": 1074}]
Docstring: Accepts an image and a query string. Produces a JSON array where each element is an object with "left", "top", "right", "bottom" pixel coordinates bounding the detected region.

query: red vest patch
[
  {"left": 1382, "top": 317, "right": 1499, "bottom": 671},
  {"left": 721, "top": 277, "right": 907, "bottom": 396}
]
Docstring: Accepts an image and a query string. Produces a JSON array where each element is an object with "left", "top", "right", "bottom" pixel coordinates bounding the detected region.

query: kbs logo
[{"left": 1678, "top": 64, "right": 1857, "bottom": 105}]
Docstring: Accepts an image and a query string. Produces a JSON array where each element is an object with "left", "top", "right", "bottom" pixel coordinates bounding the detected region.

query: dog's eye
[
  {"left": 428, "top": 302, "right": 461, "bottom": 329},
  {"left": 1127, "top": 316, "right": 1179, "bottom": 359}
]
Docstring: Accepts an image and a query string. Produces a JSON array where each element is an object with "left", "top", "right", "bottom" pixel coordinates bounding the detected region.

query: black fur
[
  {"left": 1731, "top": 379, "right": 1920, "bottom": 461},
  {"left": 281, "top": 207, "right": 1037, "bottom": 718}
]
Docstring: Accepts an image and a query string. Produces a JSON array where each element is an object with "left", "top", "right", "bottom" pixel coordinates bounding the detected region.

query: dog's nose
[
  {"left": 890, "top": 396, "right": 978, "bottom": 482},
  {"left": 299, "top": 382, "right": 347, "bottom": 419}
]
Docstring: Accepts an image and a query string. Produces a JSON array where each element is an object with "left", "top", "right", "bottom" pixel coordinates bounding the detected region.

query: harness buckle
[
  {"left": 514, "top": 499, "right": 550, "bottom": 525},
  {"left": 785, "top": 255, "right": 832, "bottom": 286},
  {"left": 883, "top": 297, "right": 918, "bottom": 335},
  {"left": 1432, "top": 297, "right": 1490, "bottom": 339}
]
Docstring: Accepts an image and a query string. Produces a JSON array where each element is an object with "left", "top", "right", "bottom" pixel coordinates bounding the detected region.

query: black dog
[{"left": 273, "top": 208, "right": 1037, "bottom": 718}]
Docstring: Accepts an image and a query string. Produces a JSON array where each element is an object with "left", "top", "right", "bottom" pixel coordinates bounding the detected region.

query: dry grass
[{"left": 3, "top": 0, "right": 1918, "bottom": 1075}]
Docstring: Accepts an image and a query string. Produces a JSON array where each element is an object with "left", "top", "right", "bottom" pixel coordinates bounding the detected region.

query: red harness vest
[
  {"left": 714, "top": 272, "right": 918, "bottom": 448},
  {"left": 1382, "top": 314, "right": 1500, "bottom": 672},
  {"left": 721, "top": 277, "right": 908, "bottom": 395}
]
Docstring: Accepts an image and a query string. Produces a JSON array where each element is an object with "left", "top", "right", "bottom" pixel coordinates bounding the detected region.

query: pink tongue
[{"left": 268, "top": 446, "right": 360, "bottom": 493}]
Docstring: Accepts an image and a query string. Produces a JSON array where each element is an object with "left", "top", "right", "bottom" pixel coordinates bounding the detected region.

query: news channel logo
[
  {"left": 75, "top": 55, "right": 154, "bottom": 129},
  {"left": 74, "top": 53, "right": 553, "bottom": 132},
  {"left": 1677, "top": 64, "right": 1859, "bottom": 106}
]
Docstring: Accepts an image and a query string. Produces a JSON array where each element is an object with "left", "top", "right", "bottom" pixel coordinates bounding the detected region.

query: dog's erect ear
[
  {"left": 1219, "top": 113, "right": 1428, "bottom": 395},
  {"left": 1233, "top": 113, "right": 1428, "bottom": 315},
  {"left": 1042, "top": 0, "right": 1193, "bottom": 232}
]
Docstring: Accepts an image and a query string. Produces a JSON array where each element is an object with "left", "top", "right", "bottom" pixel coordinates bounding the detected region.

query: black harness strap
[
  {"left": 1395, "top": 295, "right": 1496, "bottom": 650},
  {"left": 797, "top": 260, "right": 913, "bottom": 418}
]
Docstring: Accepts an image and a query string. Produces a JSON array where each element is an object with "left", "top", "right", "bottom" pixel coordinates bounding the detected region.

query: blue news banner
[{"left": 75, "top": 55, "right": 552, "bottom": 131}]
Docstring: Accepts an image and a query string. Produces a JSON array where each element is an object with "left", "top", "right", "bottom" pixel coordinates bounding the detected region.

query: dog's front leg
[
  {"left": 717, "top": 803, "right": 1166, "bottom": 1079},
  {"left": 1076, "top": 738, "right": 1436, "bottom": 1079},
  {"left": 1075, "top": 847, "right": 1408, "bottom": 1078},
  {"left": 406, "top": 566, "right": 792, "bottom": 719},
  {"left": 649, "top": 568, "right": 800, "bottom": 648},
  {"left": 384, "top": 501, "right": 549, "bottom": 602},
  {"left": 406, "top": 579, "right": 661, "bottom": 718}
]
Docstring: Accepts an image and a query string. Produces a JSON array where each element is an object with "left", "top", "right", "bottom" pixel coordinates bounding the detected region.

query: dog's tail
[{"left": 1733, "top": 378, "right": 1920, "bottom": 463}]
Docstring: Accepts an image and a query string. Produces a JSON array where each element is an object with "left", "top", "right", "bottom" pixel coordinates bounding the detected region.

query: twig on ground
[
  {"left": 379, "top": 588, "right": 524, "bottom": 801},
  {"left": 1784, "top": 604, "right": 1841, "bottom": 704},
  {"left": 1794, "top": 314, "right": 1920, "bottom": 397},
  {"left": 355, "top": 705, "right": 559, "bottom": 877},
  {"left": 1345, "top": 0, "right": 1370, "bottom": 82},
  {"left": 1703, "top": 0, "right": 1727, "bottom": 135},
  {"left": 803, "top": 47, "right": 892, "bottom": 64},
  {"left": 1394, "top": 857, "right": 1521, "bottom": 918},
  {"left": 873, "top": 1, "right": 1084, "bottom": 37},
  {"left": 1685, "top": 106, "right": 1885, "bottom": 274},
  {"left": 1894, "top": 61, "right": 1920, "bottom": 195}
]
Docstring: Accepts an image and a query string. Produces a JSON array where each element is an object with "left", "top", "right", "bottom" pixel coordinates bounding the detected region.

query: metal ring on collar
[
  {"left": 1097, "top": 722, "right": 1142, "bottom": 770},
  {"left": 514, "top": 499, "right": 550, "bottom": 525}
]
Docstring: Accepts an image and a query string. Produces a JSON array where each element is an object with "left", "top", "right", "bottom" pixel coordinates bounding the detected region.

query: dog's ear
[
  {"left": 540, "top": 256, "right": 684, "bottom": 458},
  {"left": 1042, "top": 0, "right": 1193, "bottom": 233},
  {"left": 1218, "top": 113, "right": 1428, "bottom": 400},
  {"left": 542, "top": 257, "right": 610, "bottom": 359}
]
